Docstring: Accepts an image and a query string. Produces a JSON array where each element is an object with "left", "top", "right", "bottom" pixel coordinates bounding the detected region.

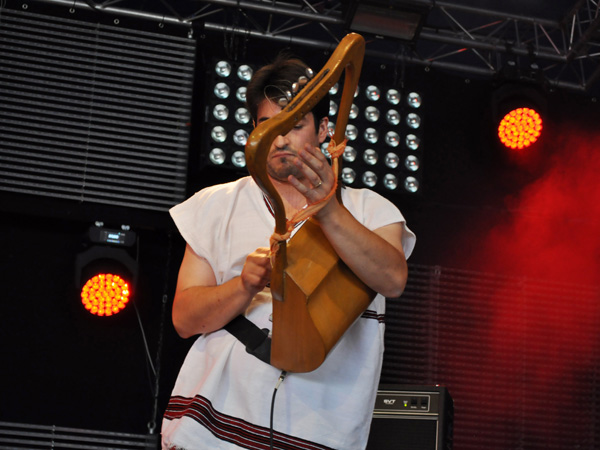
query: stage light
[
  {"left": 497, "top": 107, "right": 543, "bottom": 150},
  {"left": 237, "top": 64, "right": 253, "bottom": 81},
  {"left": 204, "top": 59, "right": 256, "bottom": 172},
  {"left": 406, "top": 113, "right": 421, "bottom": 129},
  {"left": 342, "top": 167, "right": 357, "bottom": 184},
  {"left": 386, "top": 89, "right": 400, "bottom": 105},
  {"left": 364, "top": 128, "right": 379, "bottom": 144},
  {"left": 233, "top": 129, "right": 248, "bottom": 146},
  {"left": 329, "top": 100, "right": 339, "bottom": 116},
  {"left": 407, "top": 92, "right": 422, "bottom": 108},
  {"left": 210, "top": 126, "right": 227, "bottom": 143},
  {"left": 405, "top": 155, "right": 420, "bottom": 171},
  {"left": 362, "top": 171, "right": 377, "bottom": 188},
  {"left": 236, "top": 86, "right": 246, "bottom": 102},
  {"left": 209, "top": 148, "right": 226, "bottom": 165},
  {"left": 346, "top": 124, "right": 358, "bottom": 141},
  {"left": 364, "top": 149, "right": 378, "bottom": 165},
  {"left": 212, "top": 104, "right": 229, "bottom": 121},
  {"left": 343, "top": 146, "right": 357, "bottom": 162},
  {"left": 406, "top": 134, "right": 420, "bottom": 150},
  {"left": 75, "top": 224, "right": 138, "bottom": 317},
  {"left": 231, "top": 150, "right": 246, "bottom": 168},
  {"left": 383, "top": 174, "right": 399, "bottom": 190},
  {"left": 324, "top": 71, "right": 425, "bottom": 194},
  {"left": 326, "top": 122, "right": 336, "bottom": 138},
  {"left": 234, "top": 107, "right": 251, "bottom": 124},
  {"left": 366, "top": 85, "right": 381, "bottom": 101},
  {"left": 81, "top": 273, "right": 131, "bottom": 316},
  {"left": 492, "top": 83, "right": 547, "bottom": 153},
  {"left": 214, "top": 82, "right": 230, "bottom": 99},
  {"left": 404, "top": 176, "right": 419, "bottom": 193},
  {"left": 215, "top": 61, "right": 232, "bottom": 77},
  {"left": 385, "top": 131, "right": 400, "bottom": 147},
  {"left": 365, "top": 106, "right": 380, "bottom": 122},
  {"left": 386, "top": 109, "right": 400, "bottom": 126},
  {"left": 346, "top": 0, "right": 428, "bottom": 42},
  {"left": 385, "top": 152, "right": 400, "bottom": 169},
  {"left": 204, "top": 57, "right": 424, "bottom": 194}
]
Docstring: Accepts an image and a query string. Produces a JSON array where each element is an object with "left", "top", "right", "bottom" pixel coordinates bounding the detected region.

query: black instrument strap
[{"left": 224, "top": 315, "right": 272, "bottom": 365}]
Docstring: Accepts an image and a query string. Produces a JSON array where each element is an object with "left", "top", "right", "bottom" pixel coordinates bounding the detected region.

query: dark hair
[{"left": 245, "top": 53, "right": 329, "bottom": 129}]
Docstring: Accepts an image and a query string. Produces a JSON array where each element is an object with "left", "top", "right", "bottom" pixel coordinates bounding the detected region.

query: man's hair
[{"left": 245, "top": 53, "right": 329, "bottom": 129}]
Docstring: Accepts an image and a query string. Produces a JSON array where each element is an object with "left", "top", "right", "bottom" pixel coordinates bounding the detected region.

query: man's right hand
[
  {"left": 172, "top": 244, "right": 273, "bottom": 338},
  {"left": 240, "top": 247, "right": 271, "bottom": 297}
]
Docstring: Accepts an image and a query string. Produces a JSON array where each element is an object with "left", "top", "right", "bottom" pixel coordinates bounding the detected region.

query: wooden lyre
[{"left": 245, "top": 33, "right": 373, "bottom": 373}]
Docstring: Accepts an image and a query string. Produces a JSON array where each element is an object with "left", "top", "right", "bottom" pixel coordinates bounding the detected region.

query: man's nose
[{"left": 273, "top": 134, "right": 288, "bottom": 148}]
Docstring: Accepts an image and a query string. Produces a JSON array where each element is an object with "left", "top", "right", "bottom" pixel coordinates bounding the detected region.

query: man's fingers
[{"left": 241, "top": 247, "right": 272, "bottom": 295}]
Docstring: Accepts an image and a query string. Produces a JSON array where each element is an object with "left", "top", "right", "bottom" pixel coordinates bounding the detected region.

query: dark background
[{"left": 1, "top": 1, "right": 599, "bottom": 449}]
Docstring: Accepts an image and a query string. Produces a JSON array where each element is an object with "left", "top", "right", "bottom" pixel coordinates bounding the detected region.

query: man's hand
[
  {"left": 287, "top": 143, "right": 336, "bottom": 207},
  {"left": 284, "top": 144, "right": 409, "bottom": 299},
  {"left": 172, "top": 245, "right": 272, "bottom": 338},
  {"left": 240, "top": 247, "right": 271, "bottom": 297}
]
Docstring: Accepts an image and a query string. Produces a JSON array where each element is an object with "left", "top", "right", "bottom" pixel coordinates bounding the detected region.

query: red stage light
[
  {"left": 81, "top": 273, "right": 131, "bottom": 317},
  {"left": 75, "top": 225, "right": 138, "bottom": 318},
  {"left": 497, "top": 107, "right": 543, "bottom": 150}
]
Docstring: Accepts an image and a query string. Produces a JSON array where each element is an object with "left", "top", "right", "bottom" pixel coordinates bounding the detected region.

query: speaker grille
[
  {"left": 0, "top": 420, "right": 157, "bottom": 449},
  {"left": 0, "top": 6, "right": 195, "bottom": 212},
  {"left": 382, "top": 263, "right": 600, "bottom": 450}
]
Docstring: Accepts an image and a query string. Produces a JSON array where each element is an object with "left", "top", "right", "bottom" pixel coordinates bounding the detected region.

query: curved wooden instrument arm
[
  {"left": 245, "top": 33, "right": 366, "bottom": 236},
  {"left": 242, "top": 34, "right": 369, "bottom": 371}
]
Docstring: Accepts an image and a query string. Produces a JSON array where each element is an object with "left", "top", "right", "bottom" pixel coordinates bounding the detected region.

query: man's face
[{"left": 256, "top": 99, "right": 328, "bottom": 182}]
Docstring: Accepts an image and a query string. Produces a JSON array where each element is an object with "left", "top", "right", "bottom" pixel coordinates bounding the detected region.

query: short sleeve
[{"left": 341, "top": 187, "right": 416, "bottom": 259}]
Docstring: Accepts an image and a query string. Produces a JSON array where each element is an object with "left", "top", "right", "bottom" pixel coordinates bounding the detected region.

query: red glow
[
  {"left": 484, "top": 126, "right": 600, "bottom": 284},
  {"left": 80, "top": 273, "right": 131, "bottom": 316},
  {"left": 498, "top": 107, "right": 543, "bottom": 149},
  {"left": 441, "top": 122, "right": 600, "bottom": 447}
]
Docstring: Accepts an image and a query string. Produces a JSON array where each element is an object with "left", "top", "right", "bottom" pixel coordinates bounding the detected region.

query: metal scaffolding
[{"left": 12, "top": 0, "right": 600, "bottom": 95}]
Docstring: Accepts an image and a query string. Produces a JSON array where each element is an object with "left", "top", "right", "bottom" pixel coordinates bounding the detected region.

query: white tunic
[{"left": 161, "top": 176, "right": 415, "bottom": 450}]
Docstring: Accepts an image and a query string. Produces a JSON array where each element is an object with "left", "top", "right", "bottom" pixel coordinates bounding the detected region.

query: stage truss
[{"left": 17, "top": 0, "right": 600, "bottom": 96}]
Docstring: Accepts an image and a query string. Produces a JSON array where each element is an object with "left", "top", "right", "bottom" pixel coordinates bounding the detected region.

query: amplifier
[{"left": 366, "top": 385, "right": 454, "bottom": 450}]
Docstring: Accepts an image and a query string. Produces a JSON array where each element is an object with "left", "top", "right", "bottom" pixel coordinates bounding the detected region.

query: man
[{"left": 161, "top": 55, "right": 416, "bottom": 449}]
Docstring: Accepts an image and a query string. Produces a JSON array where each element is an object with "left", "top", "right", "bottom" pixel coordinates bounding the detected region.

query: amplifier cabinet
[{"left": 366, "top": 385, "right": 454, "bottom": 450}]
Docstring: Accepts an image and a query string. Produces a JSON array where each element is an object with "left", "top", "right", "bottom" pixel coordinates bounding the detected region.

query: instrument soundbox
[{"left": 245, "top": 33, "right": 371, "bottom": 373}]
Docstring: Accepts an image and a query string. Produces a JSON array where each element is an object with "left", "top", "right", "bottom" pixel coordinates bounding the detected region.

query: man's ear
[{"left": 317, "top": 117, "right": 329, "bottom": 143}]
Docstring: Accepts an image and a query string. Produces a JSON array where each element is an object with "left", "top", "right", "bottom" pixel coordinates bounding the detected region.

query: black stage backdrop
[{"left": 1, "top": 28, "right": 599, "bottom": 450}]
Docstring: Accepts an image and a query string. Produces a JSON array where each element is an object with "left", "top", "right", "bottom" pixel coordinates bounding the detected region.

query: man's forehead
[{"left": 257, "top": 99, "right": 314, "bottom": 123}]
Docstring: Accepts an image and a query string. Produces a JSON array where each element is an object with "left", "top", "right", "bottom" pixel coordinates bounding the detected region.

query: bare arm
[
  {"left": 316, "top": 205, "right": 408, "bottom": 298},
  {"left": 172, "top": 244, "right": 271, "bottom": 338},
  {"left": 288, "top": 144, "right": 409, "bottom": 298}
]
